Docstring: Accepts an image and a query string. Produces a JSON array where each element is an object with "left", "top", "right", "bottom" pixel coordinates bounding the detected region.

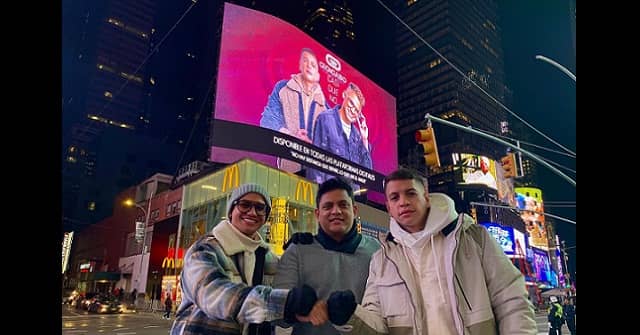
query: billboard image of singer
[{"left": 210, "top": 3, "right": 397, "bottom": 193}]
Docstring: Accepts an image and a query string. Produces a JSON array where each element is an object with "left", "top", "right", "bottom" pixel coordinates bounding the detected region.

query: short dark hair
[
  {"left": 300, "top": 47, "right": 317, "bottom": 60},
  {"left": 316, "top": 177, "right": 354, "bottom": 208},
  {"left": 384, "top": 168, "right": 426, "bottom": 193}
]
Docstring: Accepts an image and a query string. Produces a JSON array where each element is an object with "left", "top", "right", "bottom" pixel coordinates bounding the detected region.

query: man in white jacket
[{"left": 321, "top": 168, "right": 537, "bottom": 334}]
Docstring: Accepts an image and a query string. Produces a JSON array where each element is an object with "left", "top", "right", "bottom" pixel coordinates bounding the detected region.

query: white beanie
[{"left": 226, "top": 183, "right": 272, "bottom": 217}]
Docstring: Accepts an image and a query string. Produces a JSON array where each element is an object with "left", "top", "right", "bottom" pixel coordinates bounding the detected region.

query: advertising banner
[{"left": 211, "top": 3, "right": 397, "bottom": 193}]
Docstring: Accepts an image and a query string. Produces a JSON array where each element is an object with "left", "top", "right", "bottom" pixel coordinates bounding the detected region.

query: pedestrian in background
[
  {"left": 164, "top": 293, "right": 173, "bottom": 319},
  {"left": 562, "top": 297, "right": 575, "bottom": 335},
  {"left": 547, "top": 296, "right": 564, "bottom": 335}
]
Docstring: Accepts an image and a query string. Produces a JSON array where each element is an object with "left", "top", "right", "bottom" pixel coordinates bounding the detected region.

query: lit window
[
  {"left": 104, "top": 91, "right": 113, "bottom": 98},
  {"left": 88, "top": 202, "right": 96, "bottom": 211},
  {"left": 186, "top": 97, "right": 193, "bottom": 101},
  {"left": 69, "top": 146, "right": 76, "bottom": 153},
  {"left": 407, "top": 0, "right": 418, "bottom": 5},
  {"left": 150, "top": 77, "right": 155, "bottom": 85},
  {"left": 67, "top": 156, "right": 77, "bottom": 163}
]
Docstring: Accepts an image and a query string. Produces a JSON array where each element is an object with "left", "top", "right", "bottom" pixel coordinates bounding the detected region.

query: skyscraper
[
  {"left": 300, "top": 0, "right": 357, "bottom": 62},
  {"left": 394, "top": 0, "right": 511, "bottom": 172},
  {"left": 62, "top": 0, "right": 166, "bottom": 231}
]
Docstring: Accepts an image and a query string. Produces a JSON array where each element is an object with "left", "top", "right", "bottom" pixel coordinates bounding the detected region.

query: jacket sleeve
[
  {"left": 272, "top": 245, "right": 301, "bottom": 328},
  {"left": 260, "top": 81, "right": 288, "bottom": 133},
  {"left": 343, "top": 252, "right": 389, "bottom": 335},
  {"left": 180, "top": 238, "right": 289, "bottom": 324},
  {"left": 474, "top": 225, "right": 537, "bottom": 334}
]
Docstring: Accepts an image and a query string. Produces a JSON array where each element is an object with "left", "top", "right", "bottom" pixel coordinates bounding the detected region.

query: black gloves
[
  {"left": 283, "top": 232, "right": 314, "bottom": 250},
  {"left": 284, "top": 285, "right": 318, "bottom": 323},
  {"left": 327, "top": 290, "right": 356, "bottom": 325}
]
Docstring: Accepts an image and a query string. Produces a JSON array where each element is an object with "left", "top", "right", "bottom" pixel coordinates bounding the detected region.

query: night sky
[
  {"left": 497, "top": 1, "right": 576, "bottom": 281},
  {"left": 358, "top": 1, "right": 576, "bottom": 280}
]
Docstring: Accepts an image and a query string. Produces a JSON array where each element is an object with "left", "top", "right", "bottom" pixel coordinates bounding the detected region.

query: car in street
[{"left": 87, "top": 296, "right": 124, "bottom": 314}]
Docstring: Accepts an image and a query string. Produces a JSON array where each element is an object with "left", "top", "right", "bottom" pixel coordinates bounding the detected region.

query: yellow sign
[
  {"left": 222, "top": 164, "right": 240, "bottom": 192},
  {"left": 295, "top": 180, "right": 314, "bottom": 206},
  {"left": 162, "top": 257, "right": 184, "bottom": 269}
]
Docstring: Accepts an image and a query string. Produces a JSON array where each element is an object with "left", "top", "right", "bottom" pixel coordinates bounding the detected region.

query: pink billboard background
[{"left": 211, "top": 3, "right": 397, "bottom": 178}]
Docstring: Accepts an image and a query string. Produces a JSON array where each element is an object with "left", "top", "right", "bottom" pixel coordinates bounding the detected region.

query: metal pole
[
  {"left": 535, "top": 55, "right": 576, "bottom": 82},
  {"left": 469, "top": 202, "right": 576, "bottom": 225},
  {"left": 136, "top": 189, "right": 154, "bottom": 294},
  {"left": 561, "top": 240, "right": 572, "bottom": 291},
  {"left": 173, "top": 186, "right": 187, "bottom": 301},
  {"left": 425, "top": 114, "right": 576, "bottom": 187}
]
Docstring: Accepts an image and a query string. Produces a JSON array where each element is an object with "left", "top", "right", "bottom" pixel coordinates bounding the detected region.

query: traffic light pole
[{"left": 425, "top": 114, "right": 576, "bottom": 187}]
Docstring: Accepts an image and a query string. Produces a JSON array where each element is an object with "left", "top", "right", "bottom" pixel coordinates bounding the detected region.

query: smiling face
[
  {"left": 385, "top": 178, "right": 430, "bottom": 233},
  {"left": 341, "top": 89, "right": 362, "bottom": 124},
  {"left": 315, "top": 188, "right": 358, "bottom": 242},
  {"left": 229, "top": 192, "right": 268, "bottom": 237}
]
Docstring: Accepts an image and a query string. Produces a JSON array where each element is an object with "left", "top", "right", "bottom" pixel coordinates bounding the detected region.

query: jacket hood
[{"left": 390, "top": 192, "right": 458, "bottom": 248}]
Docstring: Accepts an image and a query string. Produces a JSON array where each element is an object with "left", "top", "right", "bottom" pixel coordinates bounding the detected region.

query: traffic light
[
  {"left": 415, "top": 127, "right": 441, "bottom": 167},
  {"left": 501, "top": 153, "right": 516, "bottom": 178}
]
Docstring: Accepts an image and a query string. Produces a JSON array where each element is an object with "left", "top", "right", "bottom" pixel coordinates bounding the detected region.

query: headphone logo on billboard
[
  {"left": 222, "top": 164, "right": 240, "bottom": 192},
  {"left": 325, "top": 54, "right": 341, "bottom": 72},
  {"left": 295, "top": 180, "right": 314, "bottom": 206}
]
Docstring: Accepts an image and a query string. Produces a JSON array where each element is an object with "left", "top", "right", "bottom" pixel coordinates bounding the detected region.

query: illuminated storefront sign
[
  {"left": 62, "top": 231, "right": 74, "bottom": 274},
  {"left": 222, "top": 164, "right": 239, "bottom": 192},
  {"left": 295, "top": 180, "right": 314, "bottom": 206}
]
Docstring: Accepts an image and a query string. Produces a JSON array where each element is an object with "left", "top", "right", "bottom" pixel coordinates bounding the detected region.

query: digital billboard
[
  {"left": 532, "top": 248, "right": 552, "bottom": 285},
  {"left": 480, "top": 222, "right": 526, "bottom": 258},
  {"left": 452, "top": 153, "right": 498, "bottom": 190},
  {"left": 210, "top": 3, "right": 397, "bottom": 193},
  {"left": 515, "top": 187, "right": 548, "bottom": 249},
  {"left": 481, "top": 222, "right": 515, "bottom": 256}
]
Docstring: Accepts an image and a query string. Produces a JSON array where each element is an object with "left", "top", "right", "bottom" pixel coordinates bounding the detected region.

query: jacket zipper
[{"left": 454, "top": 273, "right": 472, "bottom": 311}]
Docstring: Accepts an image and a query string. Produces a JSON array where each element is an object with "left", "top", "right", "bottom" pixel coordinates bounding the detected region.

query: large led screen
[
  {"left": 515, "top": 187, "right": 548, "bottom": 249},
  {"left": 210, "top": 3, "right": 397, "bottom": 193},
  {"left": 452, "top": 153, "right": 499, "bottom": 190}
]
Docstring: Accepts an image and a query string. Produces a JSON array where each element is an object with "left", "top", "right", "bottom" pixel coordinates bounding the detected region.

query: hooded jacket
[{"left": 344, "top": 193, "right": 537, "bottom": 335}]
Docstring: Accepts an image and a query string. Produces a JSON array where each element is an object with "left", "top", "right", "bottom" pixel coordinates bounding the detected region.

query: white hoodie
[{"left": 389, "top": 193, "right": 459, "bottom": 335}]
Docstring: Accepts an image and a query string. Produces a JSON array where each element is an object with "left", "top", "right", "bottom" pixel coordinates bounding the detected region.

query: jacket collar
[
  {"left": 316, "top": 222, "right": 362, "bottom": 254},
  {"left": 212, "top": 220, "right": 270, "bottom": 255}
]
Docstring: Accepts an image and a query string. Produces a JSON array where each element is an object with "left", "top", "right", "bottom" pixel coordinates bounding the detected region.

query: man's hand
[
  {"left": 327, "top": 290, "right": 357, "bottom": 325},
  {"left": 295, "top": 129, "right": 312, "bottom": 143},
  {"left": 296, "top": 300, "right": 328, "bottom": 326},
  {"left": 357, "top": 115, "right": 369, "bottom": 148},
  {"left": 283, "top": 232, "right": 314, "bottom": 250}
]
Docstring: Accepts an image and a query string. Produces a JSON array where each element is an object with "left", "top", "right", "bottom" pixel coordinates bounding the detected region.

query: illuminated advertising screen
[
  {"left": 211, "top": 3, "right": 397, "bottom": 193},
  {"left": 452, "top": 153, "right": 498, "bottom": 190},
  {"left": 515, "top": 187, "right": 548, "bottom": 249},
  {"left": 481, "top": 222, "right": 516, "bottom": 256},
  {"left": 513, "top": 228, "right": 526, "bottom": 258},
  {"left": 532, "top": 248, "right": 552, "bottom": 284}
]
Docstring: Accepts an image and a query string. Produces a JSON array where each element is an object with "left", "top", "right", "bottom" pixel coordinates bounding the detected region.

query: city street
[
  {"left": 62, "top": 305, "right": 172, "bottom": 335},
  {"left": 64, "top": 305, "right": 571, "bottom": 335}
]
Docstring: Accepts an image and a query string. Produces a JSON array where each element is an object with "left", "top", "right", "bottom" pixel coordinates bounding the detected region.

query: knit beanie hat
[{"left": 226, "top": 183, "right": 272, "bottom": 217}]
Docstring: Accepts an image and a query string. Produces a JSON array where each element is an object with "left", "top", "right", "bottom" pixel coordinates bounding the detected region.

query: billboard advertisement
[
  {"left": 210, "top": 3, "right": 397, "bottom": 193},
  {"left": 452, "top": 153, "right": 498, "bottom": 190},
  {"left": 532, "top": 247, "right": 557, "bottom": 287},
  {"left": 515, "top": 187, "right": 548, "bottom": 249}
]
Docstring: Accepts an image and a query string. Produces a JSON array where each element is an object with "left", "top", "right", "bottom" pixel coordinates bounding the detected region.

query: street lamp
[
  {"left": 535, "top": 55, "right": 576, "bottom": 82},
  {"left": 124, "top": 196, "right": 153, "bottom": 294}
]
